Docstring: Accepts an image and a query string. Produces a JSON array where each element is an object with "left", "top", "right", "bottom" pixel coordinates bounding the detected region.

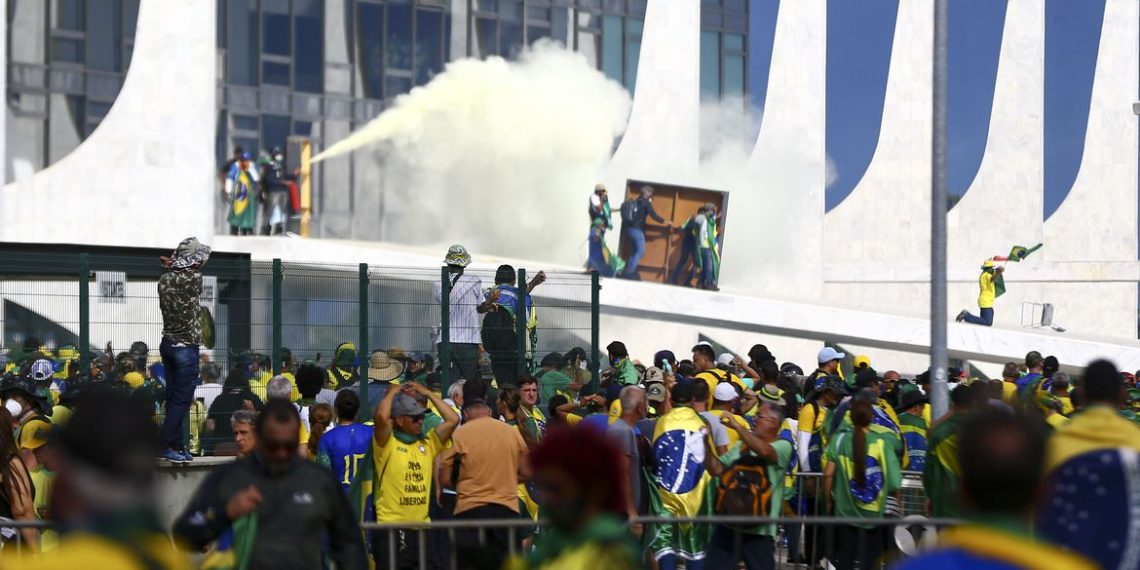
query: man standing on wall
[
  {"left": 620, "top": 185, "right": 669, "bottom": 280},
  {"left": 956, "top": 259, "right": 1003, "bottom": 326},
  {"left": 158, "top": 237, "right": 210, "bottom": 464},
  {"left": 432, "top": 245, "right": 484, "bottom": 384}
]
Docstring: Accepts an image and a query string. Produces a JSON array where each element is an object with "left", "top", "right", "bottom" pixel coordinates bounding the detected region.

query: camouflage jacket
[{"left": 159, "top": 268, "right": 203, "bottom": 346}]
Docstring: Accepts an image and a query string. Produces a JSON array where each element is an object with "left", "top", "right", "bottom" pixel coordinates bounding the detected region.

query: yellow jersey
[{"left": 373, "top": 430, "right": 445, "bottom": 522}]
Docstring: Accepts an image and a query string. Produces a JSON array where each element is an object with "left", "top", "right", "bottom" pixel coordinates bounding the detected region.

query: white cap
[
  {"left": 30, "top": 359, "right": 54, "bottom": 381},
  {"left": 716, "top": 353, "right": 736, "bottom": 367},
  {"left": 713, "top": 383, "right": 738, "bottom": 402},
  {"left": 818, "top": 347, "right": 846, "bottom": 363}
]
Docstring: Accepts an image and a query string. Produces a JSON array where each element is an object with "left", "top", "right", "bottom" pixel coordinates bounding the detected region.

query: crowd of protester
[{"left": 1, "top": 239, "right": 1138, "bottom": 569}]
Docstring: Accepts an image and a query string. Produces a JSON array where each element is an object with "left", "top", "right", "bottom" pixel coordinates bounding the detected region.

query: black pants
[
  {"left": 489, "top": 350, "right": 520, "bottom": 387},
  {"left": 832, "top": 525, "right": 885, "bottom": 570},
  {"left": 704, "top": 526, "right": 775, "bottom": 570},
  {"left": 438, "top": 342, "right": 481, "bottom": 383},
  {"left": 373, "top": 527, "right": 429, "bottom": 570},
  {"left": 229, "top": 225, "right": 253, "bottom": 236},
  {"left": 454, "top": 504, "right": 518, "bottom": 570}
]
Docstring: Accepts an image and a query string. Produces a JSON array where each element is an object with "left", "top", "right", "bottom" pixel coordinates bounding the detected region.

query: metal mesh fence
[{"left": 0, "top": 247, "right": 599, "bottom": 455}]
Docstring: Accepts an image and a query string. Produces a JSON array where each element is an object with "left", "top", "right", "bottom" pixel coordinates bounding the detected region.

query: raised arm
[
  {"left": 407, "top": 383, "right": 459, "bottom": 442},
  {"left": 722, "top": 415, "right": 776, "bottom": 462},
  {"left": 372, "top": 386, "right": 401, "bottom": 446}
]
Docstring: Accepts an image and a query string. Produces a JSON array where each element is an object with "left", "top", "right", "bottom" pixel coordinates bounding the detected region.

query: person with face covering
[{"left": 174, "top": 399, "right": 367, "bottom": 570}]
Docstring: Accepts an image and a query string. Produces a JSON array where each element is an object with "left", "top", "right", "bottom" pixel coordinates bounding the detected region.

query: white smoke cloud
[{"left": 313, "top": 41, "right": 632, "bottom": 265}]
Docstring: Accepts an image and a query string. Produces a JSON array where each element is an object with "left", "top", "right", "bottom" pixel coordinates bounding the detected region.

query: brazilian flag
[{"left": 994, "top": 243, "right": 1042, "bottom": 298}]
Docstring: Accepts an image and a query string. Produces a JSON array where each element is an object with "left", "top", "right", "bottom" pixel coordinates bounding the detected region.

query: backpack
[
  {"left": 619, "top": 200, "right": 638, "bottom": 225},
  {"left": 481, "top": 306, "right": 518, "bottom": 352},
  {"left": 715, "top": 453, "right": 774, "bottom": 517}
]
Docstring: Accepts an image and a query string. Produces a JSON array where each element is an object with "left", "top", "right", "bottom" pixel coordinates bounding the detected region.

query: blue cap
[{"left": 817, "top": 347, "right": 845, "bottom": 364}]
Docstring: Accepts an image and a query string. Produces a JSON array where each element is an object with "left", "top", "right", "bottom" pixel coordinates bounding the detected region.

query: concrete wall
[{"left": 0, "top": 0, "right": 216, "bottom": 249}]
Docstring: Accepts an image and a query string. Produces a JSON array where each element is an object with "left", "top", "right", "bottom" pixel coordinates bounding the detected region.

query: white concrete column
[
  {"left": 603, "top": 0, "right": 700, "bottom": 186},
  {"left": 0, "top": 0, "right": 217, "bottom": 248},
  {"left": 1043, "top": 0, "right": 1138, "bottom": 263},
  {"left": 724, "top": 0, "right": 825, "bottom": 299},
  {"left": 823, "top": 0, "right": 933, "bottom": 308}
]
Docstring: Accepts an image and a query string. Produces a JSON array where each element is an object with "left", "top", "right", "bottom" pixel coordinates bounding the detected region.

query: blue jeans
[
  {"left": 699, "top": 248, "right": 715, "bottom": 288},
  {"left": 588, "top": 232, "right": 615, "bottom": 277},
  {"left": 623, "top": 227, "right": 646, "bottom": 276},
  {"left": 671, "top": 243, "right": 697, "bottom": 286},
  {"left": 160, "top": 337, "right": 200, "bottom": 451},
  {"left": 658, "top": 555, "right": 703, "bottom": 570},
  {"left": 963, "top": 307, "right": 994, "bottom": 326},
  {"left": 705, "top": 526, "right": 775, "bottom": 570}
]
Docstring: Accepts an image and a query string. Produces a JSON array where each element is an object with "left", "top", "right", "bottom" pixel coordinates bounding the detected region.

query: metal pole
[
  {"left": 78, "top": 253, "right": 90, "bottom": 373},
  {"left": 590, "top": 270, "right": 601, "bottom": 394},
  {"left": 358, "top": 263, "right": 370, "bottom": 421},
  {"left": 440, "top": 266, "right": 452, "bottom": 396},
  {"left": 516, "top": 268, "right": 527, "bottom": 380},
  {"left": 930, "top": 0, "right": 950, "bottom": 418},
  {"left": 272, "top": 259, "right": 283, "bottom": 375}
]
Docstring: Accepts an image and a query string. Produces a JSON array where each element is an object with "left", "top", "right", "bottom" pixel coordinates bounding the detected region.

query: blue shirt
[
  {"left": 488, "top": 284, "right": 533, "bottom": 320},
  {"left": 317, "top": 423, "right": 374, "bottom": 491}
]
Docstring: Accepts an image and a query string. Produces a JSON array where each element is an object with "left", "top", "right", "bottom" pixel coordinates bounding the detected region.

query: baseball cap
[
  {"left": 716, "top": 354, "right": 736, "bottom": 367},
  {"left": 853, "top": 355, "right": 871, "bottom": 369},
  {"left": 646, "top": 382, "right": 666, "bottom": 404},
  {"left": 22, "top": 420, "right": 50, "bottom": 450},
  {"left": 391, "top": 394, "right": 427, "bottom": 417},
  {"left": 30, "top": 359, "right": 54, "bottom": 382},
  {"left": 713, "top": 383, "right": 738, "bottom": 402},
  {"left": 818, "top": 347, "right": 845, "bottom": 363},
  {"left": 643, "top": 366, "right": 665, "bottom": 385}
]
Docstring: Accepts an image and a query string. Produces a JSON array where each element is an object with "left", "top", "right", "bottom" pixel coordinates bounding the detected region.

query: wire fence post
[
  {"left": 78, "top": 253, "right": 90, "bottom": 372},
  {"left": 590, "top": 270, "right": 600, "bottom": 394},
  {"left": 358, "top": 263, "right": 370, "bottom": 421},
  {"left": 272, "top": 258, "right": 283, "bottom": 375},
  {"left": 440, "top": 266, "right": 452, "bottom": 396},
  {"left": 516, "top": 268, "right": 527, "bottom": 379}
]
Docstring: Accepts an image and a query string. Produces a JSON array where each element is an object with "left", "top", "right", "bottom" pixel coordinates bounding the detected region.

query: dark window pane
[
  {"left": 627, "top": 18, "right": 643, "bottom": 37},
  {"left": 262, "top": 0, "right": 291, "bottom": 56},
  {"left": 725, "top": 0, "right": 746, "bottom": 12},
  {"left": 294, "top": 120, "right": 313, "bottom": 136},
  {"left": 527, "top": 6, "right": 551, "bottom": 21},
  {"left": 601, "top": 15, "right": 622, "bottom": 82},
  {"left": 577, "top": 29, "right": 600, "bottom": 70},
  {"left": 233, "top": 114, "right": 259, "bottom": 132},
  {"left": 475, "top": 17, "right": 497, "bottom": 58},
  {"left": 724, "top": 33, "right": 744, "bottom": 51},
  {"left": 550, "top": 7, "right": 569, "bottom": 45},
  {"left": 724, "top": 52, "right": 744, "bottom": 99},
  {"left": 52, "top": 38, "right": 85, "bottom": 64},
  {"left": 54, "top": 0, "right": 85, "bottom": 30},
  {"left": 234, "top": 137, "right": 260, "bottom": 157},
  {"left": 477, "top": 0, "right": 497, "bottom": 12},
  {"left": 500, "top": 0, "right": 522, "bottom": 20},
  {"left": 356, "top": 2, "right": 383, "bottom": 98},
  {"left": 294, "top": 0, "right": 324, "bottom": 92},
  {"left": 261, "top": 114, "right": 291, "bottom": 154},
  {"left": 415, "top": 9, "right": 443, "bottom": 85},
  {"left": 227, "top": 0, "right": 258, "bottom": 85},
  {"left": 124, "top": 0, "right": 140, "bottom": 38},
  {"left": 87, "top": 100, "right": 113, "bottom": 119},
  {"left": 263, "top": 60, "right": 291, "bottom": 85},
  {"left": 387, "top": 0, "right": 413, "bottom": 70},
  {"left": 500, "top": 19, "right": 522, "bottom": 59},
  {"left": 87, "top": 0, "right": 121, "bottom": 71},
  {"left": 527, "top": 25, "right": 550, "bottom": 45},
  {"left": 385, "top": 75, "right": 412, "bottom": 100},
  {"left": 625, "top": 38, "right": 640, "bottom": 91},
  {"left": 700, "top": 30, "right": 720, "bottom": 101}
]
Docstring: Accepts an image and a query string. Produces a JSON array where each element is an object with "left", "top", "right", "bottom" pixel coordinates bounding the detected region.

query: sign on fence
[
  {"left": 94, "top": 271, "right": 126, "bottom": 304},
  {"left": 200, "top": 275, "right": 217, "bottom": 315}
]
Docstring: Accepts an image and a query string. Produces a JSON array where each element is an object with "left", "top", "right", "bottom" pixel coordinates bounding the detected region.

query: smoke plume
[{"left": 313, "top": 41, "right": 631, "bottom": 265}]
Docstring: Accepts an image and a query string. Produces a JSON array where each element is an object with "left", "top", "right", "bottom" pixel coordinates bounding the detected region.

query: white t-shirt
[
  {"left": 194, "top": 383, "right": 222, "bottom": 411},
  {"left": 431, "top": 272, "right": 484, "bottom": 345},
  {"left": 699, "top": 411, "right": 731, "bottom": 448}
]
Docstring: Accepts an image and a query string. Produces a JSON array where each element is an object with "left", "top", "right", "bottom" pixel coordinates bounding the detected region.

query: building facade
[{"left": 5, "top": 0, "right": 751, "bottom": 238}]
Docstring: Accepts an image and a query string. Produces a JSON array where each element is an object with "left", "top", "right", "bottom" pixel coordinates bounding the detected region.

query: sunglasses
[{"left": 405, "top": 414, "right": 426, "bottom": 422}]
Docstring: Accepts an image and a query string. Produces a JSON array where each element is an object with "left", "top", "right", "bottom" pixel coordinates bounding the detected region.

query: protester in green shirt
[
  {"left": 923, "top": 382, "right": 983, "bottom": 519},
  {"left": 823, "top": 398, "right": 902, "bottom": 570},
  {"left": 536, "top": 352, "right": 577, "bottom": 403},
  {"left": 700, "top": 402, "right": 793, "bottom": 570},
  {"left": 606, "top": 341, "right": 640, "bottom": 386}
]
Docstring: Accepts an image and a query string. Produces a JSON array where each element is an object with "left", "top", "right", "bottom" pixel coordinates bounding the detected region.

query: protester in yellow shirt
[{"left": 957, "top": 259, "right": 1003, "bottom": 326}]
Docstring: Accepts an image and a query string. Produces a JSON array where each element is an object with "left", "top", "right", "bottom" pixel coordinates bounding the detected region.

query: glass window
[
  {"left": 262, "top": 0, "right": 291, "bottom": 56},
  {"left": 724, "top": 52, "right": 744, "bottom": 99},
  {"left": 233, "top": 114, "right": 260, "bottom": 132},
  {"left": 724, "top": 33, "right": 744, "bottom": 51},
  {"left": 415, "top": 9, "right": 443, "bottom": 85},
  {"left": 294, "top": 0, "right": 324, "bottom": 93},
  {"left": 625, "top": 38, "right": 640, "bottom": 91},
  {"left": 263, "top": 61, "right": 291, "bottom": 86},
  {"left": 476, "top": 0, "right": 498, "bottom": 13},
  {"left": 527, "top": 25, "right": 551, "bottom": 45},
  {"left": 385, "top": 75, "right": 413, "bottom": 100},
  {"left": 87, "top": 0, "right": 121, "bottom": 72},
  {"left": 54, "top": 0, "right": 85, "bottom": 30},
  {"left": 475, "top": 17, "right": 497, "bottom": 58},
  {"left": 700, "top": 30, "right": 720, "bottom": 101},
  {"left": 356, "top": 2, "right": 384, "bottom": 99},
  {"left": 550, "top": 7, "right": 569, "bottom": 45},
  {"left": 123, "top": 0, "right": 140, "bottom": 38},
  {"left": 601, "top": 15, "right": 622, "bottom": 83},
  {"left": 500, "top": 4, "right": 523, "bottom": 59},
  {"left": 527, "top": 6, "right": 551, "bottom": 22},
  {"left": 294, "top": 120, "right": 313, "bottom": 136},
  {"left": 725, "top": 0, "right": 746, "bottom": 12},
  {"left": 227, "top": 0, "right": 258, "bottom": 85},
  {"left": 261, "top": 114, "right": 292, "bottom": 153},
  {"left": 52, "top": 38, "right": 85, "bottom": 64},
  {"left": 387, "top": 0, "right": 413, "bottom": 70}
]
